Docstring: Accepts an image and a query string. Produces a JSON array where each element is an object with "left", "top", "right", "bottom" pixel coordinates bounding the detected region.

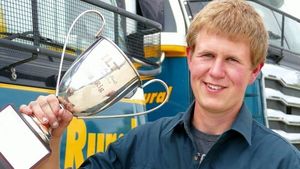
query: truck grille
[{"left": 262, "top": 64, "right": 300, "bottom": 149}]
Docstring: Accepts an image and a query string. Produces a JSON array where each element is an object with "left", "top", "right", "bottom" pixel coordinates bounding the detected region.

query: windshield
[{"left": 184, "top": 0, "right": 300, "bottom": 54}]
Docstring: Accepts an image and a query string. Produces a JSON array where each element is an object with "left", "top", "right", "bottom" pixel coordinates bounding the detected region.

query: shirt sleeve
[
  {"left": 78, "top": 144, "right": 122, "bottom": 169},
  {"left": 280, "top": 147, "right": 300, "bottom": 169}
]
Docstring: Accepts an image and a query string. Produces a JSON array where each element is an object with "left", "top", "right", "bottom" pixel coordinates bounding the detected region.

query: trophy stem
[
  {"left": 55, "top": 10, "right": 106, "bottom": 97},
  {"left": 22, "top": 114, "right": 51, "bottom": 144}
]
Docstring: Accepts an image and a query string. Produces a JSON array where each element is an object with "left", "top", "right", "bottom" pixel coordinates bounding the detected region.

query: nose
[{"left": 209, "top": 59, "right": 225, "bottom": 79}]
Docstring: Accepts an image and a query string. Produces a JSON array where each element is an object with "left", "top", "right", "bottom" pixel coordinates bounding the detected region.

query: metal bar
[
  {"left": 0, "top": 39, "right": 75, "bottom": 62},
  {"left": 281, "top": 15, "right": 285, "bottom": 49},
  {"left": 81, "top": 0, "right": 162, "bottom": 30},
  {"left": 31, "top": 0, "right": 40, "bottom": 47},
  {"left": 114, "top": 13, "right": 119, "bottom": 45}
]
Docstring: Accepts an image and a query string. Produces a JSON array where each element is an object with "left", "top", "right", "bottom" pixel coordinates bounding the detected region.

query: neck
[{"left": 192, "top": 102, "right": 242, "bottom": 135}]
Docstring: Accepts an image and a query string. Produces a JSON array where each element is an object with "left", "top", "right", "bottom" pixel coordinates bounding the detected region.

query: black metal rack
[{"left": 0, "top": 0, "right": 161, "bottom": 87}]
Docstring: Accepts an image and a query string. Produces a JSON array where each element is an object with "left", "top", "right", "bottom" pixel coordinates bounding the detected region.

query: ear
[
  {"left": 186, "top": 47, "right": 192, "bottom": 69},
  {"left": 249, "top": 63, "right": 264, "bottom": 84}
]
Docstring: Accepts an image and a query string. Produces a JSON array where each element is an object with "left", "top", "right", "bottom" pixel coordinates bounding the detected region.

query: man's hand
[{"left": 19, "top": 94, "right": 73, "bottom": 138}]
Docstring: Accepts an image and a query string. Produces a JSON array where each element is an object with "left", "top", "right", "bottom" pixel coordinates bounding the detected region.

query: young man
[{"left": 20, "top": 0, "right": 300, "bottom": 168}]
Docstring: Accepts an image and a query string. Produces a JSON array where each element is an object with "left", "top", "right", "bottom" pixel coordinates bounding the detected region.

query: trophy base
[{"left": 0, "top": 105, "right": 51, "bottom": 169}]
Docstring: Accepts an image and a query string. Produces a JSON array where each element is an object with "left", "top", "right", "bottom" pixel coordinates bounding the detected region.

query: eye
[
  {"left": 199, "top": 53, "right": 214, "bottom": 59},
  {"left": 227, "top": 57, "right": 239, "bottom": 63}
]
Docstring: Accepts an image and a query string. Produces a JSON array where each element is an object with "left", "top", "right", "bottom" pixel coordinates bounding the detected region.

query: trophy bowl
[{"left": 57, "top": 36, "right": 141, "bottom": 117}]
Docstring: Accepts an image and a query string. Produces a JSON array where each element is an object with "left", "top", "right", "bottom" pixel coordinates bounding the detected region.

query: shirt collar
[
  {"left": 170, "top": 102, "right": 253, "bottom": 145},
  {"left": 230, "top": 103, "right": 253, "bottom": 145}
]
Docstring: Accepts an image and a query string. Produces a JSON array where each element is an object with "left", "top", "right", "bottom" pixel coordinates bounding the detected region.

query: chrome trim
[
  {"left": 262, "top": 64, "right": 300, "bottom": 90},
  {"left": 273, "top": 130, "right": 300, "bottom": 144},
  {"left": 265, "top": 88, "right": 300, "bottom": 108},
  {"left": 267, "top": 109, "right": 300, "bottom": 126},
  {"left": 261, "top": 73, "right": 270, "bottom": 127}
]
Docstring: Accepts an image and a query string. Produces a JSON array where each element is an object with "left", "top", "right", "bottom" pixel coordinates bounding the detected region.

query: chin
[{"left": 197, "top": 100, "right": 226, "bottom": 113}]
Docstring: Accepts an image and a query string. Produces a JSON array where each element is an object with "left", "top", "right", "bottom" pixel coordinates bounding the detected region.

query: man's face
[{"left": 187, "top": 30, "right": 262, "bottom": 114}]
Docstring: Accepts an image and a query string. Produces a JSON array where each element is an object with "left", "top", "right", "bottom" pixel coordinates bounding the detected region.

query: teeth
[{"left": 207, "top": 83, "right": 222, "bottom": 90}]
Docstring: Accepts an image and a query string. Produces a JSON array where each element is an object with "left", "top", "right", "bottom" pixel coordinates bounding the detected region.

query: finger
[
  {"left": 29, "top": 101, "right": 49, "bottom": 125},
  {"left": 51, "top": 108, "right": 73, "bottom": 138},
  {"left": 36, "top": 95, "right": 62, "bottom": 128},
  {"left": 46, "top": 94, "right": 61, "bottom": 116},
  {"left": 39, "top": 101, "right": 59, "bottom": 129},
  {"left": 19, "top": 104, "right": 33, "bottom": 115}
]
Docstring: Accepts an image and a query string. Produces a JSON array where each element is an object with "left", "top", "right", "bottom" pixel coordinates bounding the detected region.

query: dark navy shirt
[{"left": 80, "top": 103, "right": 300, "bottom": 169}]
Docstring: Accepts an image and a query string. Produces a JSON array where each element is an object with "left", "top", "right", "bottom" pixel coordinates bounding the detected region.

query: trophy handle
[
  {"left": 55, "top": 10, "right": 106, "bottom": 96},
  {"left": 133, "top": 52, "right": 165, "bottom": 76},
  {"left": 79, "top": 78, "right": 170, "bottom": 119}
]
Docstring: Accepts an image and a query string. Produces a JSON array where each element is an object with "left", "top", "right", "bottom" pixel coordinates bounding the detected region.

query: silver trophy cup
[
  {"left": 26, "top": 9, "right": 168, "bottom": 142},
  {"left": 55, "top": 10, "right": 168, "bottom": 119},
  {"left": 57, "top": 36, "right": 141, "bottom": 117}
]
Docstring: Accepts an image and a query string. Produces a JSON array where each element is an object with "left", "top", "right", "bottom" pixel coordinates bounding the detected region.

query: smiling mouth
[{"left": 205, "top": 82, "right": 225, "bottom": 91}]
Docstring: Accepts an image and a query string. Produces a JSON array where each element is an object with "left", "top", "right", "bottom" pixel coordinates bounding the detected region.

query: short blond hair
[{"left": 186, "top": 0, "right": 268, "bottom": 68}]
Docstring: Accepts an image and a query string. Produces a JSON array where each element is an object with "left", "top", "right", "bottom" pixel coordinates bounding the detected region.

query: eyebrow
[{"left": 195, "top": 49, "right": 215, "bottom": 56}]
